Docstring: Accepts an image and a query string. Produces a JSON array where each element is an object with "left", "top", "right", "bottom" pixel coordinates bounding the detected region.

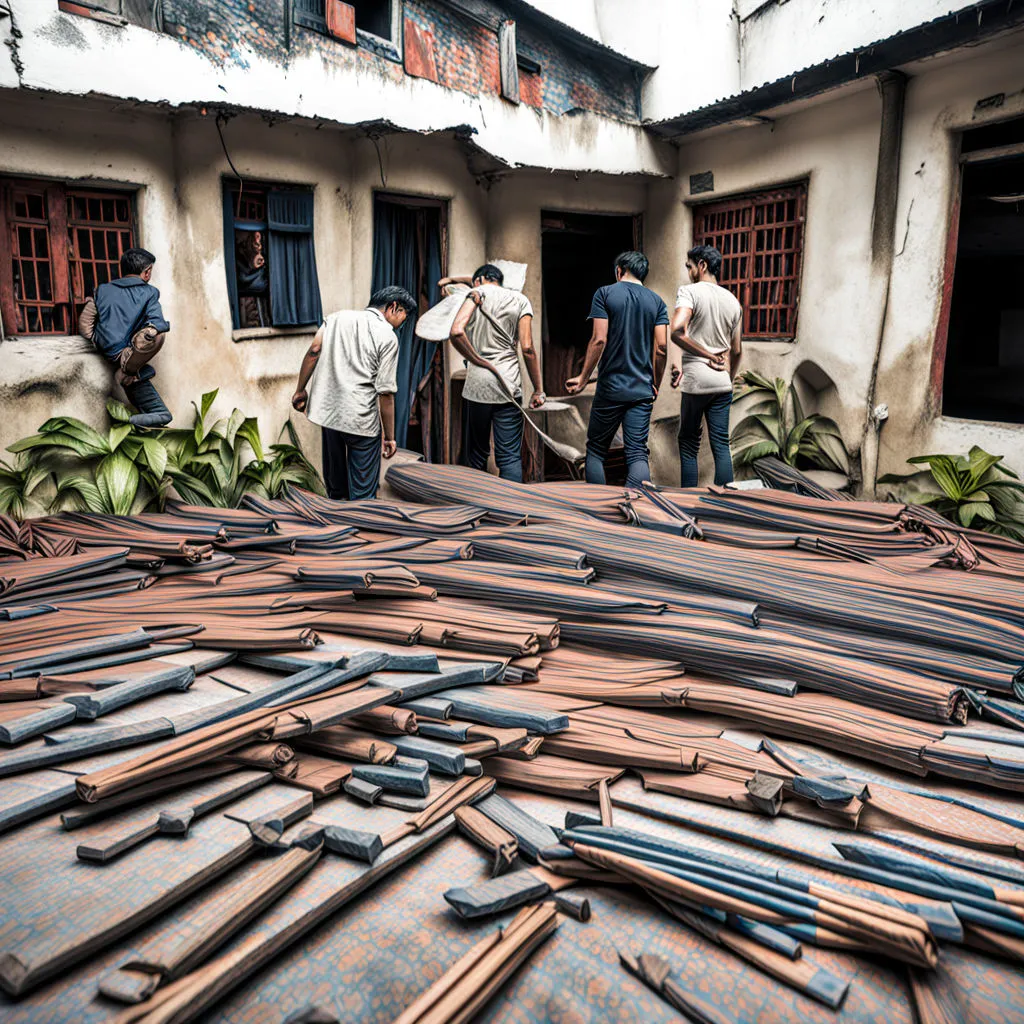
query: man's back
[
  {"left": 93, "top": 277, "right": 168, "bottom": 361},
  {"left": 590, "top": 281, "right": 669, "bottom": 402},
  {"left": 463, "top": 284, "right": 533, "bottom": 404},
  {"left": 307, "top": 308, "right": 399, "bottom": 436},
  {"left": 675, "top": 280, "right": 741, "bottom": 394}
]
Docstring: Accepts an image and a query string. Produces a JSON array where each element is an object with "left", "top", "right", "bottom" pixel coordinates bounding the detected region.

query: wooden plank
[
  {"left": 0, "top": 181, "right": 18, "bottom": 337},
  {"left": 45, "top": 185, "right": 71, "bottom": 305}
]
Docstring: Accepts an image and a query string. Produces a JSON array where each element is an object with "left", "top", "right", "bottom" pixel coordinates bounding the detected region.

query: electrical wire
[{"left": 216, "top": 114, "right": 246, "bottom": 219}]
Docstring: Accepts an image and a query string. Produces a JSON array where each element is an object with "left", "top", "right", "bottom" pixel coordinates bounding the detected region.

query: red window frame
[
  {"left": 692, "top": 182, "right": 808, "bottom": 340},
  {"left": 0, "top": 177, "right": 136, "bottom": 337}
]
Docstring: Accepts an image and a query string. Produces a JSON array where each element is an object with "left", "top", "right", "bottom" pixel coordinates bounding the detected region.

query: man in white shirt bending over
[
  {"left": 670, "top": 244, "right": 743, "bottom": 487},
  {"left": 292, "top": 286, "right": 417, "bottom": 500}
]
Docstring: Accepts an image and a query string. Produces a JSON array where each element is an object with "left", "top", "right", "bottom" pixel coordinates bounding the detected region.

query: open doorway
[
  {"left": 941, "top": 117, "right": 1024, "bottom": 423},
  {"left": 371, "top": 193, "right": 448, "bottom": 460},
  {"left": 540, "top": 209, "right": 640, "bottom": 479}
]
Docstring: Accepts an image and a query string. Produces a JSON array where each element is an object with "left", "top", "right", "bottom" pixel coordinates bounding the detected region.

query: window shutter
[
  {"left": 45, "top": 186, "right": 71, "bottom": 305},
  {"left": 498, "top": 21, "right": 520, "bottom": 105}
]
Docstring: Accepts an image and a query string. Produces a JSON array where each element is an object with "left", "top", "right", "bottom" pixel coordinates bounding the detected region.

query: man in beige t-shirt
[
  {"left": 448, "top": 264, "right": 544, "bottom": 482},
  {"left": 670, "top": 244, "right": 743, "bottom": 487}
]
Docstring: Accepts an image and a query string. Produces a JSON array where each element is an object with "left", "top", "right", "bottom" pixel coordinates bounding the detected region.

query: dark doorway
[
  {"left": 942, "top": 117, "right": 1024, "bottom": 423},
  {"left": 371, "top": 193, "right": 448, "bottom": 460},
  {"left": 539, "top": 209, "right": 640, "bottom": 479}
]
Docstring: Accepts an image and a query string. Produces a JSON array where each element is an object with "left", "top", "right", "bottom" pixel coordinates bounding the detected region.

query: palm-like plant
[
  {"left": 879, "top": 446, "right": 1024, "bottom": 540},
  {"left": 161, "top": 390, "right": 323, "bottom": 507},
  {"left": 6, "top": 399, "right": 168, "bottom": 515},
  {"left": 0, "top": 454, "right": 51, "bottom": 519},
  {"left": 730, "top": 370, "right": 850, "bottom": 474}
]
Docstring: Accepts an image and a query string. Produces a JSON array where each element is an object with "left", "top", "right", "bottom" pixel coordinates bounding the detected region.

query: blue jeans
[
  {"left": 678, "top": 391, "right": 733, "bottom": 487},
  {"left": 123, "top": 377, "right": 171, "bottom": 427},
  {"left": 463, "top": 400, "right": 523, "bottom": 482},
  {"left": 585, "top": 396, "right": 652, "bottom": 489},
  {"left": 321, "top": 427, "right": 381, "bottom": 500}
]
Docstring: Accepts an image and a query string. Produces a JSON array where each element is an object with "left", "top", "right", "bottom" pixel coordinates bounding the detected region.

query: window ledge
[
  {"left": 58, "top": 2, "right": 127, "bottom": 26},
  {"left": 1, "top": 334, "right": 98, "bottom": 355},
  {"left": 232, "top": 325, "right": 316, "bottom": 343},
  {"left": 357, "top": 28, "right": 402, "bottom": 62}
]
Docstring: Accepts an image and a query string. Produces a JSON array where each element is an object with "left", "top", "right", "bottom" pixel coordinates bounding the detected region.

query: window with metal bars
[
  {"left": 0, "top": 178, "right": 136, "bottom": 336},
  {"left": 691, "top": 183, "right": 807, "bottom": 340}
]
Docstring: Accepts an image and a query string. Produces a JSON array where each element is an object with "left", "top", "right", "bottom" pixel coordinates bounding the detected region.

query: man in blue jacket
[{"left": 81, "top": 247, "right": 172, "bottom": 427}]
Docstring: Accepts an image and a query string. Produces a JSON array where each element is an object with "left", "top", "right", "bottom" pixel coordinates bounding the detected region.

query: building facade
[{"left": 1, "top": 0, "right": 1022, "bottom": 491}]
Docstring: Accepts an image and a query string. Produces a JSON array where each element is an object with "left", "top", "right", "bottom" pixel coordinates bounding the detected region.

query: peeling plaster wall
[
  {"left": 872, "top": 39, "right": 1024, "bottom": 478},
  {"left": 737, "top": 0, "right": 978, "bottom": 91},
  {"left": 5, "top": 0, "right": 669, "bottom": 176},
  {"left": 665, "top": 33, "right": 1024, "bottom": 487}
]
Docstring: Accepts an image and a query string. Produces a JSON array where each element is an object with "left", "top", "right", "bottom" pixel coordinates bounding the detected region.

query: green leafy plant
[
  {"left": 161, "top": 390, "right": 323, "bottom": 507},
  {"left": 730, "top": 370, "right": 850, "bottom": 473},
  {"left": 0, "top": 454, "right": 51, "bottom": 519},
  {"left": 879, "top": 446, "right": 1024, "bottom": 540},
  {"left": 6, "top": 399, "right": 168, "bottom": 515},
  {"left": 240, "top": 420, "right": 325, "bottom": 500}
]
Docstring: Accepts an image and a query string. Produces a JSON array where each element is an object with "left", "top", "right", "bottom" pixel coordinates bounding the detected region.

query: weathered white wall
[
  {"left": 3, "top": 0, "right": 671, "bottom": 177},
  {"left": 661, "top": 32, "right": 1024, "bottom": 487},
  {"left": 872, "top": 37, "right": 1024, "bottom": 478},
  {"left": 738, "top": 0, "right": 979, "bottom": 90}
]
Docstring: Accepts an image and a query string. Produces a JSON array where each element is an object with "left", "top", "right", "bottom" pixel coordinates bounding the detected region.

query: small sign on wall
[{"left": 689, "top": 171, "right": 714, "bottom": 195}]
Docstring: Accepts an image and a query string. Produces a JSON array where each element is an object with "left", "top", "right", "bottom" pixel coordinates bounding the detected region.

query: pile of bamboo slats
[{"left": 2, "top": 466, "right": 1024, "bottom": 1022}]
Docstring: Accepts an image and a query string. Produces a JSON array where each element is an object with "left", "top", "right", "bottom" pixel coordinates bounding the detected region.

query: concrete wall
[
  {"left": 666, "top": 32, "right": 1024, "bottom": 488},
  {"left": 3, "top": 0, "right": 668, "bottom": 176},
  {"left": 738, "top": 1, "right": 978, "bottom": 91}
]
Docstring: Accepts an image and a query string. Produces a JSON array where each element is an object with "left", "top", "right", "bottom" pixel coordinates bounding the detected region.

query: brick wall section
[{"left": 159, "top": 0, "right": 639, "bottom": 122}]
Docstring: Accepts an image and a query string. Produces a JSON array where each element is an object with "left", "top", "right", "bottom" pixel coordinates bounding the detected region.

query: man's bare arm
[
  {"left": 449, "top": 297, "right": 498, "bottom": 374},
  {"left": 730, "top": 319, "right": 743, "bottom": 380},
  {"left": 292, "top": 324, "right": 324, "bottom": 411},
  {"left": 379, "top": 393, "right": 397, "bottom": 459},
  {"left": 652, "top": 323, "right": 668, "bottom": 396},
  {"left": 565, "top": 319, "right": 609, "bottom": 394},
  {"left": 671, "top": 306, "right": 726, "bottom": 371},
  {"left": 518, "top": 315, "right": 544, "bottom": 408}
]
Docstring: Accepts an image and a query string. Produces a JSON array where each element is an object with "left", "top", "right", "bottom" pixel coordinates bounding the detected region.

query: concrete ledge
[{"left": 232, "top": 327, "right": 318, "bottom": 343}]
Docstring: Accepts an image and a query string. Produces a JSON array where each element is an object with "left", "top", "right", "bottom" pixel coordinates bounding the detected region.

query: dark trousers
[
  {"left": 463, "top": 400, "right": 523, "bottom": 482},
  {"left": 321, "top": 427, "right": 382, "bottom": 501},
  {"left": 123, "top": 377, "right": 172, "bottom": 427},
  {"left": 585, "top": 396, "right": 653, "bottom": 490},
  {"left": 678, "top": 390, "right": 734, "bottom": 487}
]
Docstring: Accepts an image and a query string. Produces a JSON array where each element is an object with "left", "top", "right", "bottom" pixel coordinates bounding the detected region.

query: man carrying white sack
[{"left": 442, "top": 265, "right": 545, "bottom": 482}]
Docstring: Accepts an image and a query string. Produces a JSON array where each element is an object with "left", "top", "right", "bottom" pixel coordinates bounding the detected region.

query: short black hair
[
  {"left": 615, "top": 250, "right": 649, "bottom": 282},
  {"left": 472, "top": 264, "right": 504, "bottom": 286},
  {"left": 369, "top": 285, "right": 417, "bottom": 315},
  {"left": 687, "top": 244, "right": 722, "bottom": 278},
  {"left": 121, "top": 247, "right": 156, "bottom": 276}
]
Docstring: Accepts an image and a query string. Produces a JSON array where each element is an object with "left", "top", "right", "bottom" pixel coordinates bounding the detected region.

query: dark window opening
[
  {"left": 0, "top": 177, "right": 135, "bottom": 336},
  {"left": 372, "top": 194, "right": 448, "bottom": 461},
  {"left": 942, "top": 126, "right": 1024, "bottom": 424},
  {"left": 355, "top": 0, "right": 392, "bottom": 40},
  {"left": 540, "top": 210, "right": 640, "bottom": 481},
  {"left": 223, "top": 182, "right": 322, "bottom": 330},
  {"left": 692, "top": 182, "right": 807, "bottom": 340}
]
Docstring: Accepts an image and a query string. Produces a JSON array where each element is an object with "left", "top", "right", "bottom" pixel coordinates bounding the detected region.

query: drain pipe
[{"left": 860, "top": 70, "right": 907, "bottom": 497}]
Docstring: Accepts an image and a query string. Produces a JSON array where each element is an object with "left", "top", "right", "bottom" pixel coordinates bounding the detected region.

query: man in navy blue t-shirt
[{"left": 566, "top": 251, "right": 669, "bottom": 488}]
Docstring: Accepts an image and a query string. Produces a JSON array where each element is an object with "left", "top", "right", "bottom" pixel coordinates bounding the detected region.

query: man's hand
[
  {"left": 382, "top": 439, "right": 397, "bottom": 460},
  {"left": 564, "top": 376, "right": 582, "bottom": 395},
  {"left": 291, "top": 389, "right": 308, "bottom": 412},
  {"left": 529, "top": 390, "right": 546, "bottom": 409},
  {"left": 670, "top": 366, "right": 682, "bottom": 389},
  {"left": 708, "top": 352, "right": 727, "bottom": 372}
]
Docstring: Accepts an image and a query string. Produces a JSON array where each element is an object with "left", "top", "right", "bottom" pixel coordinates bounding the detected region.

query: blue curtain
[
  {"left": 222, "top": 185, "right": 241, "bottom": 330},
  {"left": 371, "top": 199, "right": 442, "bottom": 450},
  {"left": 267, "top": 190, "right": 323, "bottom": 326}
]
